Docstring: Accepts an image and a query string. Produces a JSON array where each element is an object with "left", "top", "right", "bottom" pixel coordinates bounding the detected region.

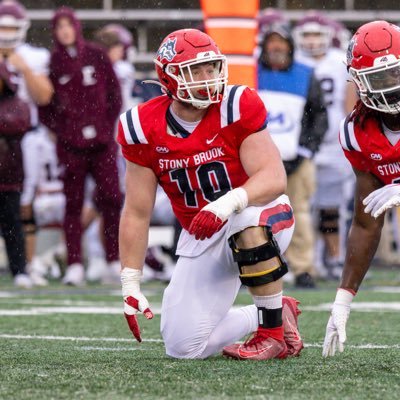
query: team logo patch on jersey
[
  {"left": 157, "top": 38, "right": 177, "bottom": 62},
  {"left": 370, "top": 153, "right": 382, "bottom": 160},
  {"left": 156, "top": 146, "right": 170, "bottom": 153}
]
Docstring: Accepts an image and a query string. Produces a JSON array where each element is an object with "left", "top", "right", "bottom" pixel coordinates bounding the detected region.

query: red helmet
[
  {"left": 154, "top": 29, "right": 227, "bottom": 109},
  {"left": 0, "top": 0, "right": 30, "bottom": 49},
  {"left": 293, "top": 11, "right": 334, "bottom": 57},
  {"left": 348, "top": 21, "right": 400, "bottom": 114}
]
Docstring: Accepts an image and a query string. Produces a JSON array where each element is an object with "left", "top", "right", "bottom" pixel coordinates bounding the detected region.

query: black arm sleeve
[{"left": 299, "top": 72, "right": 328, "bottom": 156}]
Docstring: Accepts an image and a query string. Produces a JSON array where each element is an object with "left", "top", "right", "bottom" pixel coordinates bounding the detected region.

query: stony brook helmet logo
[{"left": 157, "top": 37, "right": 177, "bottom": 61}]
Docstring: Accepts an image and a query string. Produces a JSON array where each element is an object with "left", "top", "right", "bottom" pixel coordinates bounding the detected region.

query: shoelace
[{"left": 243, "top": 331, "right": 270, "bottom": 349}]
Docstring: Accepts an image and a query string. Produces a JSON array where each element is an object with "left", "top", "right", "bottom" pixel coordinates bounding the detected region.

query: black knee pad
[
  {"left": 319, "top": 209, "right": 339, "bottom": 234},
  {"left": 228, "top": 226, "right": 288, "bottom": 287}
]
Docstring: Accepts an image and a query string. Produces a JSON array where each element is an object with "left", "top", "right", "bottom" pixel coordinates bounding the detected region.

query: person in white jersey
[
  {"left": 293, "top": 11, "right": 358, "bottom": 279},
  {"left": 0, "top": 0, "right": 53, "bottom": 288}
]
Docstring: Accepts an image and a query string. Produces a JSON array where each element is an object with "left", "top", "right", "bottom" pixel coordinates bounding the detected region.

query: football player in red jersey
[
  {"left": 323, "top": 21, "right": 400, "bottom": 357},
  {"left": 117, "top": 29, "right": 303, "bottom": 360}
]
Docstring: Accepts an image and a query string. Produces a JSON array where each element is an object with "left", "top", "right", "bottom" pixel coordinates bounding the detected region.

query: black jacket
[{"left": 284, "top": 73, "right": 328, "bottom": 175}]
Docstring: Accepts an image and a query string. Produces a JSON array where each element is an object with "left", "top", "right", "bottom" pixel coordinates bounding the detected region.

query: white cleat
[
  {"left": 86, "top": 257, "right": 108, "bottom": 282},
  {"left": 101, "top": 260, "right": 121, "bottom": 285},
  {"left": 62, "top": 263, "right": 85, "bottom": 286},
  {"left": 30, "top": 272, "right": 48, "bottom": 287},
  {"left": 14, "top": 273, "right": 33, "bottom": 289}
]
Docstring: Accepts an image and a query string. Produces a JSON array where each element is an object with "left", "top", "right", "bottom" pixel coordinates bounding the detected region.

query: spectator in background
[
  {"left": 293, "top": 12, "right": 358, "bottom": 280},
  {"left": 0, "top": 62, "right": 35, "bottom": 287},
  {"left": 93, "top": 24, "right": 135, "bottom": 113},
  {"left": 39, "top": 7, "right": 122, "bottom": 286},
  {"left": 257, "top": 9, "right": 328, "bottom": 288},
  {"left": 79, "top": 24, "right": 136, "bottom": 283},
  {"left": 0, "top": 0, "right": 53, "bottom": 285}
]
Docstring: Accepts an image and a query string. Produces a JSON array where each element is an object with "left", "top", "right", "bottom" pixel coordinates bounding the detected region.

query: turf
[{"left": 1, "top": 268, "right": 400, "bottom": 400}]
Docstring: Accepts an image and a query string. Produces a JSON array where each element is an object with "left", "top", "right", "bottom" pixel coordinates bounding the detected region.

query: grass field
[{"left": 1, "top": 268, "right": 400, "bottom": 400}]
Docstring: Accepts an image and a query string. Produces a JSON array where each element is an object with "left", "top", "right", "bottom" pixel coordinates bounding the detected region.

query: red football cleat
[
  {"left": 282, "top": 296, "right": 304, "bottom": 356},
  {"left": 222, "top": 329, "right": 288, "bottom": 360}
]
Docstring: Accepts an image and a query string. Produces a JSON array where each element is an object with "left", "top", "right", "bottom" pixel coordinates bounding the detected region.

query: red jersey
[
  {"left": 339, "top": 114, "right": 400, "bottom": 185},
  {"left": 117, "top": 85, "right": 268, "bottom": 230}
]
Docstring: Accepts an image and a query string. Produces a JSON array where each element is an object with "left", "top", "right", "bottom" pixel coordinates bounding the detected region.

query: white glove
[
  {"left": 121, "top": 268, "right": 153, "bottom": 342},
  {"left": 322, "top": 289, "right": 354, "bottom": 357},
  {"left": 363, "top": 184, "right": 400, "bottom": 219}
]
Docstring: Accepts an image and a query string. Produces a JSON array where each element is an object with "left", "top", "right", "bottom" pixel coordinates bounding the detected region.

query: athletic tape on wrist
[
  {"left": 121, "top": 267, "right": 142, "bottom": 298},
  {"left": 230, "top": 187, "right": 248, "bottom": 212}
]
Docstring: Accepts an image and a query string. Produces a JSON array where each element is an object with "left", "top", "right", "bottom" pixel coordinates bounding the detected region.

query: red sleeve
[
  {"left": 237, "top": 87, "right": 268, "bottom": 145},
  {"left": 116, "top": 120, "right": 152, "bottom": 168},
  {"left": 342, "top": 148, "right": 371, "bottom": 173}
]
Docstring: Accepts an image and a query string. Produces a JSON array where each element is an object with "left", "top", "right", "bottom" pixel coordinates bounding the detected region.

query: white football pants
[{"left": 161, "top": 195, "right": 294, "bottom": 359}]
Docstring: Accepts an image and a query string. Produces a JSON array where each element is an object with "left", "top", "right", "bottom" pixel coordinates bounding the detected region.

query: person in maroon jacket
[{"left": 39, "top": 7, "right": 122, "bottom": 286}]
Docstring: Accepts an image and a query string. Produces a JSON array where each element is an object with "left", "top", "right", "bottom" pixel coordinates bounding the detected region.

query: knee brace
[
  {"left": 228, "top": 227, "right": 288, "bottom": 287},
  {"left": 319, "top": 209, "right": 339, "bottom": 234}
]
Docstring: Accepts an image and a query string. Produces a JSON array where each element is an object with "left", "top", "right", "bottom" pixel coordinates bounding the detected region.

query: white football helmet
[
  {"left": 0, "top": 1, "right": 30, "bottom": 49},
  {"left": 293, "top": 12, "right": 334, "bottom": 57}
]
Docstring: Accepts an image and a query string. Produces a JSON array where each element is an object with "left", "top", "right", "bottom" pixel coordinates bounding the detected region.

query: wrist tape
[{"left": 121, "top": 267, "right": 142, "bottom": 298}]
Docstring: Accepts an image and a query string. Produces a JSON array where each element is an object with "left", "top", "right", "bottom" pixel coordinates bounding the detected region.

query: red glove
[
  {"left": 188, "top": 211, "right": 226, "bottom": 240},
  {"left": 188, "top": 188, "right": 248, "bottom": 241},
  {"left": 124, "top": 295, "right": 154, "bottom": 342}
]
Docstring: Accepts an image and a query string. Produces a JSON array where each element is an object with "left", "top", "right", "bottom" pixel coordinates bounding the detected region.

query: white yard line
[
  {"left": 305, "top": 343, "right": 400, "bottom": 349},
  {"left": 303, "top": 302, "right": 400, "bottom": 312},
  {"left": 0, "top": 334, "right": 399, "bottom": 351},
  {"left": 0, "top": 334, "right": 163, "bottom": 343},
  {"left": 372, "top": 286, "right": 400, "bottom": 293},
  {"left": 2, "top": 301, "right": 400, "bottom": 316},
  {"left": 76, "top": 346, "right": 148, "bottom": 351},
  {"left": 0, "top": 306, "right": 161, "bottom": 316}
]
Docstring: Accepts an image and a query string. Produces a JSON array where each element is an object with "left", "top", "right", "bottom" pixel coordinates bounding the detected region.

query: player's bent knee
[
  {"left": 164, "top": 338, "right": 207, "bottom": 359},
  {"left": 319, "top": 208, "right": 339, "bottom": 234},
  {"left": 229, "top": 226, "right": 288, "bottom": 287}
]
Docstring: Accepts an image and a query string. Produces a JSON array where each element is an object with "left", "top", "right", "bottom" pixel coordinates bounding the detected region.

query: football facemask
[
  {"left": 350, "top": 57, "right": 400, "bottom": 114},
  {"left": 156, "top": 53, "right": 227, "bottom": 109}
]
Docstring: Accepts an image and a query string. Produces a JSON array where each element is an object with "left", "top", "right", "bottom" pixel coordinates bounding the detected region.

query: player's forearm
[
  {"left": 119, "top": 208, "right": 151, "bottom": 270},
  {"left": 340, "top": 221, "right": 382, "bottom": 292},
  {"left": 242, "top": 166, "right": 286, "bottom": 207},
  {"left": 23, "top": 70, "right": 53, "bottom": 106}
]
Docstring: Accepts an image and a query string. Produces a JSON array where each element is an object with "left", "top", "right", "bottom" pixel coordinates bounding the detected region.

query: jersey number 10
[{"left": 170, "top": 161, "right": 232, "bottom": 207}]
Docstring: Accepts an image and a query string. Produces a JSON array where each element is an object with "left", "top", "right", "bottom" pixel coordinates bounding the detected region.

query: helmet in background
[
  {"left": 0, "top": 0, "right": 30, "bottom": 49},
  {"left": 293, "top": 11, "right": 334, "bottom": 57},
  {"left": 329, "top": 19, "right": 351, "bottom": 52},
  {"left": 96, "top": 24, "right": 134, "bottom": 61}
]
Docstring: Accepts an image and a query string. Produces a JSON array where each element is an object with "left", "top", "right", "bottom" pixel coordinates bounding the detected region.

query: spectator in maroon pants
[{"left": 39, "top": 7, "right": 122, "bottom": 285}]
